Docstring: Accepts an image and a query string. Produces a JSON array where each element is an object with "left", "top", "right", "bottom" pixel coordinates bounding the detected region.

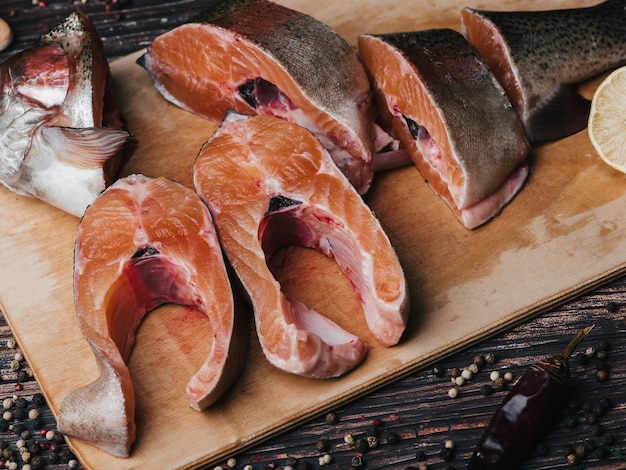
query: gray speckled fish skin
[
  {"left": 462, "top": 0, "right": 626, "bottom": 143},
  {"left": 192, "top": 0, "right": 370, "bottom": 116},
  {"left": 359, "top": 29, "right": 529, "bottom": 212}
]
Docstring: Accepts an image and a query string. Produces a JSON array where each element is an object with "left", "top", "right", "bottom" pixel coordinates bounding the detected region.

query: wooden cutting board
[{"left": 0, "top": 0, "right": 622, "bottom": 468}]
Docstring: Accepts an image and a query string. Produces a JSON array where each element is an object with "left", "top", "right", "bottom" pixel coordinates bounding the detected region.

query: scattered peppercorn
[
  {"left": 386, "top": 431, "right": 400, "bottom": 445},
  {"left": 473, "top": 355, "right": 485, "bottom": 367},
  {"left": 315, "top": 439, "right": 328, "bottom": 452},
  {"left": 325, "top": 412, "right": 338, "bottom": 425},
  {"left": 480, "top": 384, "right": 494, "bottom": 396},
  {"left": 366, "top": 436, "right": 378, "bottom": 448},
  {"left": 484, "top": 352, "right": 496, "bottom": 365},
  {"left": 606, "top": 301, "right": 619, "bottom": 313},
  {"left": 415, "top": 450, "right": 426, "bottom": 461},
  {"left": 432, "top": 364, "right": 445, "bottom": 377},
  {"left": 351, "top": 455, "right": 362, "bottom": 467},
  {"left": 354, "top": 438, "right": 368, "bottom": 454}
]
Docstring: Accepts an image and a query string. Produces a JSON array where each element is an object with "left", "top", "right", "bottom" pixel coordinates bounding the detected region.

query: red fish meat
[
  {"left": 194, "top": 113, "right": 409, "bottom": 378},
  {"left": 57, "top": 174, "right": 247, "bottom": 457}
]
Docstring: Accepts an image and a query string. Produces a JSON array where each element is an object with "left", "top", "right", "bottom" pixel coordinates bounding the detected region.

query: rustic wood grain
[{"left": 0, "top": 1, "right": 625, "bottom": 469}]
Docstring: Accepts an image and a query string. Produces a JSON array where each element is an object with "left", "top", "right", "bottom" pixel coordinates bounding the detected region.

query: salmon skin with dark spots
[
  {"left": 57, "top": 174, "right": 247, "bottom": 458},
  {"left": 462, "top": 0, "right": 626, "bottom": 143},
  {"left": 0, "top": 11, "right": 133, "bottom": 217},
  {"left": 194, "top": 113, "right": 409, "bottom": 378},
  {"left": 358, "top": 29, "right": 529, "bottom": 229},
  {"left": 138, "top": 0, "right": 377, "bottom": 194}
]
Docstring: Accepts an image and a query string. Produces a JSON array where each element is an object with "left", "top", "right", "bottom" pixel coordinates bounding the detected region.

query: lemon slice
[{"left": 589, "top": 66, "right": 626, "bottom": 173}]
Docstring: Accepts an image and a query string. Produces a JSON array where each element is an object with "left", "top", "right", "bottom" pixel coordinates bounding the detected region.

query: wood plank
[{"left": 0, "top": 0, "right": 624, "bottom": 468}]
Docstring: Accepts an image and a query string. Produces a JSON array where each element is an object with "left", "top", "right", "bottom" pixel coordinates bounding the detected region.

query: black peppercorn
[
  {"left": 30, "top": 415, "right": 43, "bottom": 430},
  {"left": 315, "top": 438, "right": 328, "bottom": 452},
  {"left": 415, "top": 450, "right": 426, "bottom": 461},
  {"left": 12, "top": 423, "right": 25, "bottom": 436},
  {"left": 325, "top": 412, "right": 338, "bottom": 425},
  {"left": 29, "top": 454, "right": 43, "bottom": 469},
  {"left": 28, "top": 440, "right": 40, "bottom": 454},
  {"left": 386, "top": 431, "right": 400, "bottom": 445},
  {"left": 296, "top": 461, "right": 311, "bottom": 470},
  {"left": 31, "top": 394, "right": 45, "bottom": 407},
  {"left": 12, "top": 407, "right": 26, "bottom": 420},
  {"left": 365, "top": 425, "right": 379, "bottom": 437},
  {"left": 561, "top": 445, "right": 575, "bottom": 457},
  {"left": 355, "top": 438, "right": 368, "bottom": 454},
  {"left": 480, "top": 384, "right": 493, "bottom": 396},
  {"left": 14, "top": 397, "right": 27, "bottom": 409},
  {"left": 48, "top": 450, "right": 59, "bottom": 464},
  {"left": 439, "top": 446, "right": 454, "bottom": 461},
  {"left": 351, "top": 455, "right": 363, "bottom": 467}
]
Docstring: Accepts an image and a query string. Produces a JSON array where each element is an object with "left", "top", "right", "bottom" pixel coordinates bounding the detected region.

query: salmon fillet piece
[
  {"left": 139, "top": 0, "right": 377, "bottom": 194},
  {"left": 57, "top": 174, "right": 247, "bottom": 457},
  {"left": 358, "top": 29, "right": 530, "bottom": 229},
  {"left": 194, "top": 113, "right": 409, "bottom": 378}
]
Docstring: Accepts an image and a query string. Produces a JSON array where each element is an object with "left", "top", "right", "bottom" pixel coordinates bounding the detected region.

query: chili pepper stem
[{"left": 559, "top": 325, "right": 594, "bottom": 362}]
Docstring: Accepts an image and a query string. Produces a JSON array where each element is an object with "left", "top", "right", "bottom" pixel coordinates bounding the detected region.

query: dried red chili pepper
[{"left": 467, "top": 326, "right": 593, "bottom": 469}]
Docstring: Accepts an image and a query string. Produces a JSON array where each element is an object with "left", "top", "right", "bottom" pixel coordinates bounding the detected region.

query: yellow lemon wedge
[{"left": 589, "top": 66, "right": 626, "bottom": 174}]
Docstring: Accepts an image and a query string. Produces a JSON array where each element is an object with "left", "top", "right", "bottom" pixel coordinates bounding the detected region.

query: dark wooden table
[{"left": 0, "top": 1, "right": 624, "bottom": 469}]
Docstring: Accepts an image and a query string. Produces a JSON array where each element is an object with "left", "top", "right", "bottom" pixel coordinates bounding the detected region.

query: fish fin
[
  {"left": 528, "top": 85, "right": 591, "bottom": 143},
  {"left": 40, "top": 126, "right": 131, "bottom": 169}
]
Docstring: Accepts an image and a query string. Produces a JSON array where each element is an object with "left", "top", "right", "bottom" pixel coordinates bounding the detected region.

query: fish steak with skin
[
  {"left": 57, "top": 174, "right": 248, "bottom": 458},
  {"left": 462, "top": 0, "right": 626, "bottom": 143},
  {"left": 139, "top": 0, "right": 381, "bottom": 195},
  {"left": 0, "top": 11, "right": 133, "bottom": 217},
  {"left": 193, "top": 113, "right": 409, "bottom": 378},
  {"left": 358, "top": 29, "right": 530, "bottom": 229}
]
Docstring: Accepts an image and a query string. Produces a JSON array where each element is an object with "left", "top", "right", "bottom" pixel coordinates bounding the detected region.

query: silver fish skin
[
  {"left": 0, "top": 11, "right": 132, "bottom": 217},
  {"left": 462, "top": 0, "right": 626, "bottom": 143}
]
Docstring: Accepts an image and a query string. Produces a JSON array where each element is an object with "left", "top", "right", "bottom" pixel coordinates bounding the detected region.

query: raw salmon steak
[
  {"left": 462, "top": 0, "right": 626, "bottom": 142},
  {"left": 194, "top": 113, "right": 409, "bottom": 378},
  {"left": 138, "top": 0, "right": 376, "bottom": 194},
  {"left": 57, "top": 174, "right": 247, "bottom": 458},
  {"left": 0, "top": 11, "right": 133, "bottom": 217},
  {"left": 358, "top": 29, "right": 530, "bottom": 229}
]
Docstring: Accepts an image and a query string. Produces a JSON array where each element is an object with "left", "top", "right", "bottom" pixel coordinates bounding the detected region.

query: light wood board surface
[{"left": 0, "top": 0, "right": 622, "bottom": 468}]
